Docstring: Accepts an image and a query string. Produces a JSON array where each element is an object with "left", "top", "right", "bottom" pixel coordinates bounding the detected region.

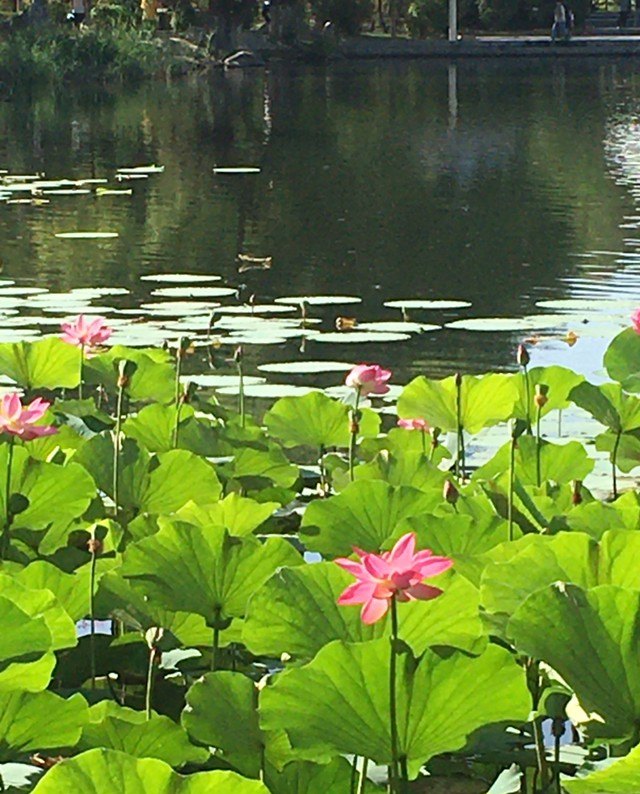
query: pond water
[{"left": 1, "top": 58, "right": 640, "bottom": 392}]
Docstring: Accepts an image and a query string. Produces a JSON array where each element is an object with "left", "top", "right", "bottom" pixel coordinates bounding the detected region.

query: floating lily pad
[
  {"left": 54, "top": 232, "right": 119, "bottom": 240},
  {"left": 42, "top": 189, "right": 91, "bottom": 196},
  {"left": 95, "top": 189, "right": 133, "bottom": 197},
  {"left": 358, "top": 321, "right": 440, "bottom": 333},
  {"left": 536, "top": 298, "right": 640, "bottom": 312},
  {"left": 213, "top": 305, "right": 297, "bottom": 316},
  {"left": 313, "top": 331, "right": 411, "bottom": 344},
  {"left": 274, "top": 296, "right": 362, "bottom": 307},
  {"left": 117, "top": 165, "right": 164, "bottom": 174},
  {"left": 217, "top": 383, "right": 319, "bottom": 398},
  {"left": 138, "top": 302, "right": 217, "bottom": 316},
  {"left": 115, "top": 174, "right": 148, "bottom": 182},
  {"left": 70, "top": 287, "right": 129, "bottom": 297},
  {"left": 150, "top": 287, "right": 236, "bottom": 299},
  {"left": 213, "top": 167, "right": 261, "bottom": 174},
  {"left": 186, "top": 374, "right": 267, "bottom": 388},
  {"left": 445, "top": 315, "right": 576, "bottom": 332},
  {"left": 220, "top": 335, "right": 290, "bottom": 346},
  {"left": 384, "top": 299, "right": 472, "bottom": 310},
  {"left": 0, "top": 287, "right": 48, "bottom": 296},
  {"left": 257, "top": 361, "right": 354, "bottom": 374},
  {"left": 141, "top": 274, "right": 222, "bottom": 283}
]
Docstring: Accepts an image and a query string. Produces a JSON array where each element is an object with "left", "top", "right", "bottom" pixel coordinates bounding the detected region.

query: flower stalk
[
  {"left": 612, "top": 429, "right": 622, "bottom": 499},
  {"left": 144, "top": 627, "right": 163, "bottom": 720},
  {"left": 455, "top": 373, "right": 466, "bottom": 480},
  {"left": 87, "top": 533, "right": 103, "bottom": 690},
  {"left": 518, "top": 344, "right": 532, "bottom": 434},
  {"left": 1, "top": 436, "right": 14, "bottom": 561},
  {"left": 234, "top": 346, "right": 245, "bottom": 429},
  {"left": 534, "top": 385, "right": 549, "bottom": 488}
]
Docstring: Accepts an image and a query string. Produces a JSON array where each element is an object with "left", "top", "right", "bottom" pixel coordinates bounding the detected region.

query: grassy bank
[{"left": 0, "top": 26, "right": 164, "bottom": 87}]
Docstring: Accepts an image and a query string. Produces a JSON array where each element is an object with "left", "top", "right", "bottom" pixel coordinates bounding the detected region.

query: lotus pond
[{"left": 1, "top": 59, "right": 640, "bottom": 794}]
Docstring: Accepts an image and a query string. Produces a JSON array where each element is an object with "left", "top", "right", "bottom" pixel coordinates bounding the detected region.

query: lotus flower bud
[
  {"left": 517, "top": 344, "right": 530, "bottom": 367},
  {"left": 233, "top": 345, "right": 243, "bottom": 364},
  {"left": 454, "top": 372, "right": 462, "bottom": 388},
  {"left": 145, "top": 626, "right": 164, "bottom": 650},
  {"left": 117, "top": 359, "right": 136, "bottom": 389},
  {"left": 432, "top": 427, "right": 441, "bottom": 448},
  {"left": 176, "top": 336, "right": 191, "bottom": 359},
  {"left": 87, "top": 537, "right": 103, "bottom": 556},
  {"left": 572, "top": 480, "right": 583, "bottom": 506},
  {"left": 443, "top": 479, "right": 459, "bottom": 505},
  {"left": 534, "top": 383, "right": 549, "bottom": 408}
]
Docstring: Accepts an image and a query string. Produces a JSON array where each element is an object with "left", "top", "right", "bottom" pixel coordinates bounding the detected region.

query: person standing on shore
[{"left": 551, "top": 0, "right": 566, "bottom": 40}]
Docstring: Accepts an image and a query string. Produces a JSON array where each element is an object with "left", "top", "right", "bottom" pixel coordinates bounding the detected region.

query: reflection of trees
[{"left": 0, "top": 59, "right": 631, "bottom": 375}]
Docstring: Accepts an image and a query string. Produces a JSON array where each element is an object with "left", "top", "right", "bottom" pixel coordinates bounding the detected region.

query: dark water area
[{"left": 0, "top": 58, "right": 639, "bottom": 389}]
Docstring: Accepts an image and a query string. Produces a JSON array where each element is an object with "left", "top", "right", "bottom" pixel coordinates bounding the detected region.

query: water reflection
[{"left": 0, "top": 59, "right": 638, "bottom": 384}]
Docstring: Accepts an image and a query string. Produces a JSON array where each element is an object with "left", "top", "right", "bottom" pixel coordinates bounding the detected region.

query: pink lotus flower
[
  {"left": 0, "top": 394, "right": 57, "bottom": 441},
  {"left": 336, "top": 532, "right": 453, "bottom": 624},
  {"left": 397, "top": 418, "right": 430, "bottom": 431},
  {"left": 632, "top": 308, "right": 640, "bottom": 334},
  {"left": 60, "top": 315, "right": 112, "bottom": 353},
  {"left": 345, "top": 364, "right": 391, "bottom": 397}
]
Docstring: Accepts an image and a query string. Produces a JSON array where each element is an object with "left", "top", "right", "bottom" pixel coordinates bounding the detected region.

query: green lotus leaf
[
  {"left": 398, "top": 373, "right": 518, "bottom": 434},
  {"left": 264, "top": 392, "right": 379, "bottom": 449},
  {"left": 0, "top": 691, "right": 87, "bottom": 762},
  {"left": 123, "top": 404, "right": 223, "bottom": 456},
  {"left": 595, "top": 429, "right": 640, "bottom": 473},
  {"left": 0, "top": 574, "right": 76, "bottom": 651},
  {"left": 473, "top": 437, "right": 594, "bottom": 486},
  {"left": 74, "top": 436, "right": 221, "bottom": 516},
  {"left": 604, "top": 327, "right": 640, "bottom": 392},
  {"left": 0, "top": 444, "right": 96, "bottom": 544},
  {"left": 176, "top": 493, "right": 279, "bottom": 537},
  {"left": 480, "top": 530, "right": 640, "bottom": 638},
  {"left": 183, "top": 671, "right": 264, "bottom": 777},
  {"left": 14, "top": 561, "right": 93, "bottom": 621},
  {"left": 85, "top": 346, "right": 176, "bottom": 404},
  {"left": 570, "top": 381, "right": 640, "bottom": 434},
  {"left": 353, "top": 451, "right": 447, "bottom": 491},
  {"left": 31, "top": 749, "right": 270, "bottom": 793},
  {"left": 79, "top": 702, "right": 208, "bottom": 767},
  {"left": 121, "top": 524, "right": 302, "bottom": 626},
  {"left": 300, "top": 481, "right": 440, "bottom": 557},
  {"left": 563, "top": 743, "right": 640, "bottom": 793},
  {"left": 566, "top": 493, "right": 640, "bottom": 539},
  {"left": 221, "top": 445, "right": 299, "bottom": 490},
  {"left": 512, "top": 366, "right": 584, "bottom": 420},
  {"left": 510, "top": 584, "right": 640, "bottom": 741},
  {"left": 260, "top": 639, "right": 529, "bottom": 777},
  {"left": 0, "top": 595, "right": 56, "bottom": 693},
  {"left": 0, "top": 337, "right": 80, "bottom": 390},
  {"left": 243, "top": 563, "right": 483, "bottom": 660},
  {"left": 265, "top": 757, "right": 381, "bottom": 793}
]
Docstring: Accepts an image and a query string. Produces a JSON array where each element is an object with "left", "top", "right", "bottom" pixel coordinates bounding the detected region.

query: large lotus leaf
[
  {"left": 604, "top": 327, "right": 640, "bottom": 392},
  {"left": 564, "top": 743, "right": 640, "bottom": 793},
  {"left": 0, "top": 337, "right": 80, "bottom": 390},
  {"left": 397, "top": 373, "right": 518, "bottom": 434},
  {"left": 512, "top": 365, "right": 584, "bottom": 420},
  {"left": 300, "top": 481, "right": 440, "bottom": 557},
  {"left": 480, "top": 530, "right": 640, "bottom": 634},
  {"left": 265, "top": 757, "right": 381, "bottom": 794},
  {"left": 566, "top": 494, "right": 640, "bottom": 539},
  {"left": 394, "top": 511, "right": 511, "bottom": 559},
  {"left": 222, "top": 445, "right": 299, "bottom": 490},
  {"left": 15, "top": 561, "right": 92, "bottom": 621},
  {"left": 473, "top": 437, "right": 594, "bottom": 486},
  {"left": 85, "top": 346, "right": 176, "bottom": 404},
  {"left": 264, "top": 392, "right": 379, "bottom": 449},
  {"left": 260, "top": 639, "right": 529, "bottom": 777},
  {"left": 570, "top": 381, "right": 640, "bottom": 433},
  {"left": 176, "top": 494, "right": 279, "bottom": 537},
  {"left": 510, "top": 584, "right": 640, "bottom": 741},
  {"left": 595, "top": 429, "right": 640, "bottom": 473},
  {"left": 96, "top": 568, "right": 234, "bottom": 648},
  {"left": 243, "top": 563, "right": 483, "bottom": 660},
  {"left": 31, "top": 749, "right": 270, "bottom": 793},
  {"left": 121, "top": 524, "right": 301, "bottom": 626},
  {"left": 0, "top": 596, "right": 55, "bottom": 693},
  {"left": 0, "top": 574, "right": 76, "bottom": 651},
  {"left": 183, "top": 672, "right": 263, "bottom": 777},
  {"left": 353, "top": 451, "right": 447, "bottom": 492},
  {"left": 123, "top": 404, "right": 223, "bottom": 456},
  {"left": 79, "top": 702, "right": 208, "bottom": 768},
  {"left": 74, "top": 435, "right": 221, "bottom": 515},
  {"left": 0, "top": 691, "right": 87, "bottom": 761},
  {"left": 0, "top": 444, "right": 96, "bottom": 539}
]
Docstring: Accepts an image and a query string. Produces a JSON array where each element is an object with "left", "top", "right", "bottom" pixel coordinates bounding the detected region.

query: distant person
[
  {"left": 67, "top": 0, "right": 85, "bottom": 26},
  {"left": 619, "top": 0, "right": 631, "bottom": 28},
  {"left": 551, "top": 0, "right": 567, "bottom": 40}
]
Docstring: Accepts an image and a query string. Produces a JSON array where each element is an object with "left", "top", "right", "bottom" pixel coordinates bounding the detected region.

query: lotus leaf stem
[
  {"left": 112, "top": 382, "right": 125, "bottom": 521},
  {"left": 523, "top": 365, "right": 532, "bottom": 434},
  {"left": 612, "top": 429, "right": 622, "bottom": 499},
  {"left": 348, "top": 389, "right": 362, "bottom": 483},
  {"left": 89, "top": 547, "right": 98, "bottom": 690},
  {"left": 536, "top": 405, "right": 542, "bottom": 488},
  {"left": 508, "top": 433, "right": 516, "bottom": 542},
  {"left": 357, "top": 758, "right": 369, "bottom": 794},
  {"left": 145, "top": 646, "right": 157, "bottom": 720},
  {"left": 1, "top": 436, "right": 14, "bottom": 561},
  {"left": 389, "top": 596, "right": 406, "bottom": 793}
]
